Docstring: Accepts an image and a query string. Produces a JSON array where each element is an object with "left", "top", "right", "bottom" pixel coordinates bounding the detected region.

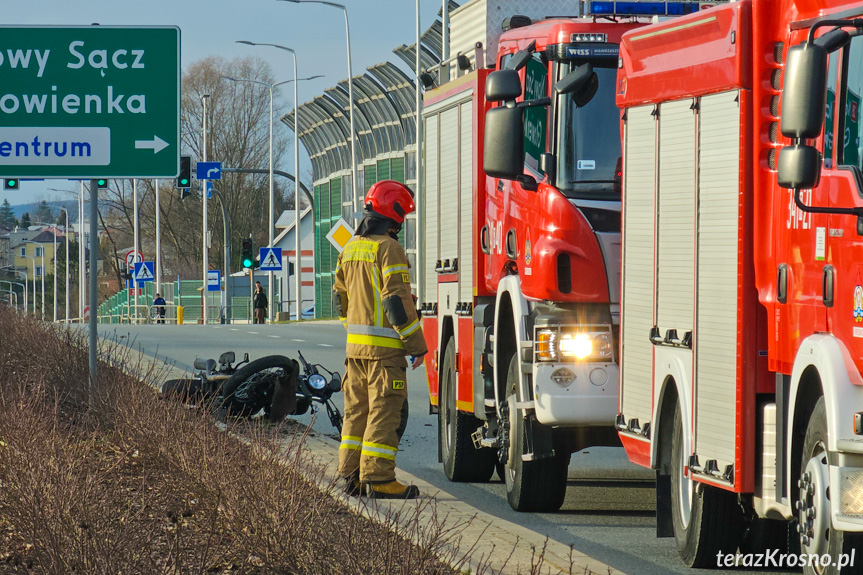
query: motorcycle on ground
[{"left": 161, "top": 350, "right": 343, "bottom": 432}]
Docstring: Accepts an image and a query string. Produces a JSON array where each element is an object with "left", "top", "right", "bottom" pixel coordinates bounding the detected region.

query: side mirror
[
  {"left": 484, "top": 106, "right": 524, "bottom": 179},
  {"left": 555, "top": 63, "right": 594, "bottom": 96},
  {"left": 780, "top": 43, "right": 828, "bottom": 139},
  {"left": 777, "top": 144, "right": 821, "bottom": 189},
  {"left": 219, "top": 351, "right": 235, "bottom": 365},
  {"left": 193, "top": 358, "right": 208, "bottom": 371},
  {"left": 506, "top": 41, "right": 536, "bottom": 72},
  {"left": 486, "top": 69, "right": 522, "bottom": 103}
]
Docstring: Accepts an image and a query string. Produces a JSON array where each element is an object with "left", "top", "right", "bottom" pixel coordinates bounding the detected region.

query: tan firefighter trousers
[{"left": 338, "top": 356, "right": 408, "bottom": 483}]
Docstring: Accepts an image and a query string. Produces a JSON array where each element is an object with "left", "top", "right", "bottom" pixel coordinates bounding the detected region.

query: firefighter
[{"left": 333, "top": 180, "right": 427, "bottom": 499}]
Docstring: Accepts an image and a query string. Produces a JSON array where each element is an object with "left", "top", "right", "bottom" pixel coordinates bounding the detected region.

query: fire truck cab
[
  {"left": 617, "top": 0, "right": 863, "bottom": 569},
  {"left": 422, "top": 0, "right": 652, "bottom": 512}
]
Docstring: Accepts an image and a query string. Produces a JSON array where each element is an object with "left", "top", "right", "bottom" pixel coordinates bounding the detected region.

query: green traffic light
[
  {"left": 180, "top": 178, "right": 189, "bottom": 185},
  {"left": 243, "top": 258, "right": 253, "bottom": 268},
  {"left": 8, "top": 180, "right": 16, "bottom": 186}
]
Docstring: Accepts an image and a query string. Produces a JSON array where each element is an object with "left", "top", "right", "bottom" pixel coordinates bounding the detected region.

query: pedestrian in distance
[
  {"left": 153, "top": 293, "right": 166, "bottom": 324},
  {"left": 253, "top": 281, "right": 267, "bottom": 324},
  {"left": 333, "top": 180, "right": 427, "bottom": 500}
]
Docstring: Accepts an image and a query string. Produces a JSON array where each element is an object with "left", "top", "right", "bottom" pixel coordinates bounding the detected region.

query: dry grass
[{"left": 0, "top": 308, "right": 593, "bottom": 575}]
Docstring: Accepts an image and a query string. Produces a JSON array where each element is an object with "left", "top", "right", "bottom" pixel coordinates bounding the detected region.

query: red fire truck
[
  {"left": 420, "top": 1, "right": 659, "bottom": 511},
  {"left": 617, "top": 0, "right": 863, "bottom": 570}
]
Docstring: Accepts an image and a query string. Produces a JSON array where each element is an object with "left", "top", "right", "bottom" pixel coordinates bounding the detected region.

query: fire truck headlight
[
  {"left": 593, "top": 332, "right": 613, "bottom": 359},
  {"left": 840, "top": 469, "right": 863, "bottom": 515},
  {"left": 560, "top": 333, "right": 593, "bottom": 359}
]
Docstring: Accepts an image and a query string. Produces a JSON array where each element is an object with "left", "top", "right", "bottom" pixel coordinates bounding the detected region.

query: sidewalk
[{"left": 132, "top": 346, "right": 623, "bottom": 575}]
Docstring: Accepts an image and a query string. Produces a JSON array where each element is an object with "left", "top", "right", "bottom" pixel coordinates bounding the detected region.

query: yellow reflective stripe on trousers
[
  {"left": 340, "top": 435, "right": 362, "bottom": 451},
  {"left": 396, "top": 319, "right": 420, "bottom": 338},
  {"left": 371, "top": 266, "right": 383, "bottom": 326},
  {"left": 346, "top": 333, "right": 406, "bottom": 349},
  {"left": 361, "top": 440, "right": 398, "bottom": 460},
  {"left": 383, "top": 264, "right": 409, "bottom": 278}
]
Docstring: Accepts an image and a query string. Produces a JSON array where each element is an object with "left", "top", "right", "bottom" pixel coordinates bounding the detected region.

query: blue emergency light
[{"left": 588, "top": 1, "right": 708, "bottom": 16}]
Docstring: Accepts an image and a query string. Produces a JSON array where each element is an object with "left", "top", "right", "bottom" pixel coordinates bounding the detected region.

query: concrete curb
[{"left": 120, "top": 342, "right": 623, "bottom": 575}]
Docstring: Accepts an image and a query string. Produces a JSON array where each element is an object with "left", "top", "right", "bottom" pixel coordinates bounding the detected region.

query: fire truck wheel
[
  {"left": 739, "top": 518, "right": 788, "bottom": 555},
  {"left": 439, "top": 338, "right": 496, "bottom": 482},
  {"left": 503, "top": 355, "right": 568, "bottom": 512},
  {"left": 797, "top": 397, "right": 863, "bottom": 575},
  {"left": 671, "top": 404, "right": 744, "bottom": 567}
]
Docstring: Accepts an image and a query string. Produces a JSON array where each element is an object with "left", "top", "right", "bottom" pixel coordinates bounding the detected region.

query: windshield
[{"left": 556, "top": 64, "right": 621, "bottom": 199}]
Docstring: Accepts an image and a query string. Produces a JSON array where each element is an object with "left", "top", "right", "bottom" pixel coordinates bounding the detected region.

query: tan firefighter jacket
[{"left": 333, "top": 233, "right": 427, "bottom": 360}]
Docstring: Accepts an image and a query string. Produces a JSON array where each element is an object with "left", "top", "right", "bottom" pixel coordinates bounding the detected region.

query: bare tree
[{"left": 98, "top": 55, "right": 292, "bottom": 280}]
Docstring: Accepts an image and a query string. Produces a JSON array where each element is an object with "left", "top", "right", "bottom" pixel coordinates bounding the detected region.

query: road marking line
[
  {"left": 268, "top": 335, "right": 280, "bottom": 339},
  {"left": 247, "top": 331, "right": 258, "bottom": 334},
  {"left": 292, "top": 338, "right": 305, "bottom": 342},
  {"left": 318, "top": 343, "right": 334, "bottom": 347}
]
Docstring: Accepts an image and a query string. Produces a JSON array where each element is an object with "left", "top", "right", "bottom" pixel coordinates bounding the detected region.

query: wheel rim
[
  {"left": 675, "top": 427, "right": 693, "bottom": 529},
  {"left": 442, "top": 365, "right": 454, "bottom": 455},
  {"left": 506, "top": 394, "right": 518, "bottom": 486},
  {"left": 798, "top": 439, "right": 830, "bottom": 566}
]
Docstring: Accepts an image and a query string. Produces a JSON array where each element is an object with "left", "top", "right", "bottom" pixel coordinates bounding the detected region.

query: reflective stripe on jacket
[{"left": 333, "top": 233, "right": 427, "bottom": 360}]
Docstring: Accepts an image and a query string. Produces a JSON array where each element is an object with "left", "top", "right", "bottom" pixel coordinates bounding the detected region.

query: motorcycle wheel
[{"left": 221, "top": 355, "right": 296, "bottom": 415}]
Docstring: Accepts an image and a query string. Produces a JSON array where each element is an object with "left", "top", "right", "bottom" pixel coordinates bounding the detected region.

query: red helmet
[{"left": 364, "top": 180, "right": 415, "bottom": 224}]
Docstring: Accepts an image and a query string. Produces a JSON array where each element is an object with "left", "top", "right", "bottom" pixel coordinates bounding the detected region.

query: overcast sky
[{"left": 0, "top": 0, "right": 444, "bottom": 207}]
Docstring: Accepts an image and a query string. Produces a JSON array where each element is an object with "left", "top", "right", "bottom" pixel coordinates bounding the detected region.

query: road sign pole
[
  {"left": 89, "top": 179, "right": 98, "bottom": 411},
  {"left": 133, "top": 179, "right": 139, "bottom": 324}
]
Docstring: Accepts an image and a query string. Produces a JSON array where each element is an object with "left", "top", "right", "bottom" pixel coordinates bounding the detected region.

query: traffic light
[
  {"left": 177, "top": 156, "right": 191, "bottom": 189},
  {"left": 241, "top": 238, "right": 254, "bottom": 269},
  {"left": 96, "top": 178, "right": 108, "bottom": 189},
  {"left": 3, "top": 179, "right": 19, "bottom": 190}
]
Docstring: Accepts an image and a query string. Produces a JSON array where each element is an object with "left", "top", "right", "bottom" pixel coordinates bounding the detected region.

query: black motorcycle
[{"left": 161, "top": 350, "right": 343, "bottom": 432}]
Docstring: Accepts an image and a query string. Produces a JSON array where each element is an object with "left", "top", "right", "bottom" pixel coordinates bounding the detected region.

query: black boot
[{"left": 343, "top": 471, "right": 366, "bottom": 497}]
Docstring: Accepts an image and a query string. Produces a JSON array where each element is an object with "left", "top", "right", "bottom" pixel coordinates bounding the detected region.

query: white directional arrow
[{"left": 134, "top": 135, "right": 169, "bottom": 154}]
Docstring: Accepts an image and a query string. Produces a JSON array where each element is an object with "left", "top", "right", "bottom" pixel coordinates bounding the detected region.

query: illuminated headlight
[
  {"left": 560, "top": 333, "right": 592, "bottom": 358},
  {"left": 535, "top": 329, "right": 613, "bottom": 362},
  {"left": 308, "top": 374, "right": 327, "bottom": 391},
  {"left": 840, "top": 469, "right": 863, "bottom": 515}
]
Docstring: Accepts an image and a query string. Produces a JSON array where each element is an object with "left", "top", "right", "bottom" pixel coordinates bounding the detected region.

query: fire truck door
[{"left": 824, "top": 43, "right": 863, "bottom": 372}]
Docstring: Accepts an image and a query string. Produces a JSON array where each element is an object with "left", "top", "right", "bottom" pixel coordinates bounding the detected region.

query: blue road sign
[
  {"left": 196, "top": 161, "right": 222, "bottom": 180},
  {"left": 207, "top": 269, "right": 221, "bottom": 292},
  {"left": 133, "top": 261, "right": 155, "bottom": 282},
  {"left": 206, "top": 180, "right": 213, "bottom": 199},
  {"left": 259, "top": 247, "right": 282, "bottom": 271}
]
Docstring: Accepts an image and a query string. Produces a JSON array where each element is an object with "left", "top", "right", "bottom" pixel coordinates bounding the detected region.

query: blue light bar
[{"left": 588, "top": 0, "right": 707, "bottom": 16}]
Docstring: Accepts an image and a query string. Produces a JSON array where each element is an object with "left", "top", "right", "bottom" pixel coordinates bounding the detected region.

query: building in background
[{"left": 281, "top": 3, "right": 456, "bottom": 317}]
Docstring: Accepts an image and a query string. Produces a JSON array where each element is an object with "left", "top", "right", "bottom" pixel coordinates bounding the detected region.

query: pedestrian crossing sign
[
  {"left": 259, "top": 247, "right": 282, "bottom": 271},
  {"left": 133, "top": 261, "right": 155, "bottom": 282}
]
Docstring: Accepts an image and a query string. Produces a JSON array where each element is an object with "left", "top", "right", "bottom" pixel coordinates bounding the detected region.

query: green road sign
[{"left": 0, "top": 26, "right": 180, "bottom": 179}]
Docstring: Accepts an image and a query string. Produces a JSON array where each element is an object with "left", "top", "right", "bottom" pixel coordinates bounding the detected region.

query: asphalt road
[{"left": 100, "top": 321, "right": 791, "bottom": 575}]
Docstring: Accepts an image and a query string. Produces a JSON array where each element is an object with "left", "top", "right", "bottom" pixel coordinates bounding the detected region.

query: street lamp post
[
  {"left": 46, "top": 190, "right": 77, "bottom": 321},
  {"left": 201, "top": 93, "right": 211, "bottom": 324},
  {"left": 49, "top": 207, "right": 70, "bottom": 322},
  {"left": 278, "top": 0, "right": 358, "bottom": 224},
  {"left": 30, "top": 220, "right": 57, "bottom": 321},
  {"left": 221, "top": 71, "right": 322, "bottom": 321},
  {"left": 236, "top": 41, "right": 304, "bottom": 322}
]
